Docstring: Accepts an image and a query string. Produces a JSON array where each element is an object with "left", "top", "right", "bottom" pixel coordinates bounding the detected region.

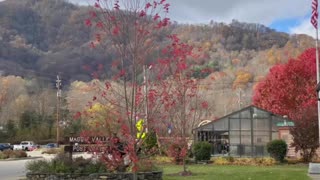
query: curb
[{"left": 0, "top": 156, "right": 43, "bottom": 161}]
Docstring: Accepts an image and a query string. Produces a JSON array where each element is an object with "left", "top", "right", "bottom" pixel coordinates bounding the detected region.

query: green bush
[
  {"left": 267, "top": 139, "right": 287, "bottom": 162},
  {"left": 26, "top": 160, "right": 53, "bottom": 173},
  {"left": 142, "top": 130, "right": 158, "bottom": 152},
  {"left": 193, "top": 141, "right": 212, "bottom": 161},
  {"left": 26, "top": 153, "right": 108, "bottom": 174}
]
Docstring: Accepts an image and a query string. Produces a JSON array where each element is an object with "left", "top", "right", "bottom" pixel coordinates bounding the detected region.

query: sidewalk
[
  {"left": 27, "top": 149, "right": 94, "bottom": 160},
  {"left": 310, "top": 174, "right": 320, "bottom": 180}
]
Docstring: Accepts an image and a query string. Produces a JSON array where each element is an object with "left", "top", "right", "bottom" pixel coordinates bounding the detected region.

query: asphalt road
[
  {"left": 0, "top": 159, "right": 30, "bottom": 180},
  {"left": 0, "top": 151, "right": 92, "bottom": 180}
]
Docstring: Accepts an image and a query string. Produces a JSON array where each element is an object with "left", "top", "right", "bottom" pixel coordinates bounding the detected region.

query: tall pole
[
  {"left": 316, "top": 27, "right": 320, "bottom": 146},
  {"left": 143, "top": 65, "right": 148, "bottom": 133},
  {"left": 56, "top": 75, "right": 62, "bottom": 147},
  {"left": 237, "top": 88, "right": 243, "bottom": 109}
]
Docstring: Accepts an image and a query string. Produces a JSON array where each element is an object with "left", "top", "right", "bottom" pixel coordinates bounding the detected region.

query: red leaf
[
  {"left": 94, "top": 2, "right": 100, "bottom": 8},
  {"left": 145, "top": 2, "right": 152, "bottom": 9},
  {"left": 112, "top": 26, "right": 120, "bottom": 35},
  {"left": 201, "top": 101, "right": 209, "bottom": 109},
  {"left": 153, "top": 13, "right": 160, "bottom": 21},
  {"left": 85, "top": 19, "right": 92, "bottom": 27},
  {"left": 73, "top": 112, "right": 82, "bottom": 119},
  {"left": 139, "top": 10, "right": 146, "bottom": 17}
]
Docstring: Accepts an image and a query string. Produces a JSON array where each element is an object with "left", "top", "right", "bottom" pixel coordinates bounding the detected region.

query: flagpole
[
  {"left": 316, "top": 25, "right": 320, "bottom": 146},
  {"left": 313, "top": 0, "right": 320, "bottom": 147}
]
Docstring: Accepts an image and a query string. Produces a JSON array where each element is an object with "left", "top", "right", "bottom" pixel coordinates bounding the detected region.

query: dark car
[
  {"left": 0, "top": 144, "right": 11, "bottom": 151},
  {"left": 46, "top": 143, "right": 58, "bottom": 148}
]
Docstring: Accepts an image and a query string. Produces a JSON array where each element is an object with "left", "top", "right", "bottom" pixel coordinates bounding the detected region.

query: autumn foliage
[
  {"left": 79, "top": 0, "right": 206, "bottom": 173},
  {"left": 253, "top": 48, "right": 317, "bottom": 119},
  {"left": 253, "top": 48, "right": 319, "bottom": 161},
  {"left": 290, "top": 107, "right": 319, "bottom": 162}
]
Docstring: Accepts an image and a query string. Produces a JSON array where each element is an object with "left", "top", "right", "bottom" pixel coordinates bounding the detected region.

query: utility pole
[
  {"left": 236, "top": 88, "right": 243, "bottom": 109},
  {"left": 143, "top": 65, "right": 148, "bottom": 133},
  {"left": 56, "top": 75, "right": 62, "bottom": 147},
  {"left": 143, "top": 65, "right": 152, "bottom": 133}
]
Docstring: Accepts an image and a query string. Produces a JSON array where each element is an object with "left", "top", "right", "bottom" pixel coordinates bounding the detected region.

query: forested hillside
[{"left": 0, "top": 0, "right": 316, "bottom": 137}]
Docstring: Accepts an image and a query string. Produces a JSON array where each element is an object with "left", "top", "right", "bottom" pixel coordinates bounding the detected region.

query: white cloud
[
  {"left": 289, "top": 19, "right": 317, "bottom": 38},
  {"left": 167, "top": 0, "right": 310, "bottom": 25},
  {"left": 69, "top": 0, "right": 311, "bottom": 25}
]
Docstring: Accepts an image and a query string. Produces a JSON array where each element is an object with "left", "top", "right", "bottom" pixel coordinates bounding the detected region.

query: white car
[{"left": 13, "top": 141, "right": 36, "bottom": 151}]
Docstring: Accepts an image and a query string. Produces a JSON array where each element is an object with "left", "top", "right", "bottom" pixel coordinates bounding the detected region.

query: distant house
[{"left": 193, "top": 105, "right": 293, "bottom": 157}]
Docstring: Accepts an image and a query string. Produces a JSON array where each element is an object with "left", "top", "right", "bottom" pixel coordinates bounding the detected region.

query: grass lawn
[{"left": 162, "top": 164, "right": 310, "bottom": 180}]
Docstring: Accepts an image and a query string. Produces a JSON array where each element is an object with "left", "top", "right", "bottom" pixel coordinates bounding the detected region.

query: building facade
[{"left": 193, "top": 105, "right": 290, "bottom": 157}]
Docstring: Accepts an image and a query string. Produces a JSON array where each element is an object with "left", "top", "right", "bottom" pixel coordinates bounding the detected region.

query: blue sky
[
  {"left": 62, "top": 0, "right": 316, "bottom": 37},
  {"left": 270, "top": 18, "right": 305, "bottom": 33}
]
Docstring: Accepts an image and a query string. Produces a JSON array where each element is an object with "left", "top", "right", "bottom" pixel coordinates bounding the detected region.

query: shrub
[
  {"left": 0, "top": 150, "right": 27, "bottom": 159},
  {"left": 134, "top": 159, "right": 160, "bottom": 172},
  {"left": 82, "top": 161, "right": 108, "bottom": 174},
  {"left": 11, "top": 150, "right": 27, "bottom": 158},
  {"left": 26, "top": 160, "right": 53, "bottom": 173},
  {"left": 142, "top": 130, "right": 158, "bottom": 152},
  {"left": 213, "top": 157, "right": 230, "bottom": 165},
  {"left": 286, "top": 158, "right": 303, "bottom": 164},
  {"left": 213, "top": 157, "right": 276, "bottom": 166},
  {"left": 267, "top": 139, "right": 287, "bottom": 162},
  {"left": 258, "top": 157, "right": 276, "bottom": 166},
  {"left": 167, "top": 141, "right": 187, "bottom": 164},
  {"left": 41, "top": 148, "right": 63, "bottom": 155},
  {"left": 233, "top": 158, "right": 254, "bottom": 166},
  {"left": 26, "top": 153, "right": 108, "bottom": 174},
  {"left": 53, "top": 160, "right": 72, "bottom": 173},
  {"left": 151, "top": 156, "right": 173, "bottom": 164},
  {"left": 193, "top": 141, "right": 212, "bottom": 161},
  {"left": 0, "top": 151, "right": 9, "bottom": 159}
]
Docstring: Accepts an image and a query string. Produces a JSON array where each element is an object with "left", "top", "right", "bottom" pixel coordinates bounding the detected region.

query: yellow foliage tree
[
  {"left": 85, "top": 103, "right": 118, "bottom": 135},
  {"left": 233, "top": 70, "right": 253, "bottom": 89}
]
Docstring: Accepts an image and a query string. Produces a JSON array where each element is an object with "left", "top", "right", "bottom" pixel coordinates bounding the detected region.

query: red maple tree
[
  {"left": 290, "top": 107, "right": 319, "bottom": 162},
  {"left": 253, "top": 48, "right": 317, "bottom": 119},
  {"left": 253, "top": 48, "right": 319, "bottom": 161},
  {"left": 79, "top": 0, "right": 206, "bottom": 173}
]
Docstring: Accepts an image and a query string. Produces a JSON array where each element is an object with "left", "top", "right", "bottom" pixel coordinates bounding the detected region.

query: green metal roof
[{"left": 276, "top": 121, "right": 294, "bottom": 127}]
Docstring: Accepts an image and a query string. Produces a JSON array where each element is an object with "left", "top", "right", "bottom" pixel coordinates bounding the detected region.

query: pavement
[
  {"left": 310, "top": 174, "right": 320, "bottom": 180},
  {"left": 0, "top": 149, "right": 94, "bottom": 179},
  {"left": 25, "top": 149, "right": 94, "bottom": 160},
  {"left": 0, "top": 159, "right": 30, "bottom": 180}
]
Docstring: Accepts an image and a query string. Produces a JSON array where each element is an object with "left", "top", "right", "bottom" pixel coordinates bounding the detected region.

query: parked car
[
  {"left": 13, "top": 141, "right": 37, "bottom": 151},
  {"left": 0, "top": 143, "right": 11, "bottom": 151},
  {"left": 45, "top": 143, "right": 58, "bottom": 148},
  {"left": 1, "top": 143, "right": 13, "bottom": 150}
]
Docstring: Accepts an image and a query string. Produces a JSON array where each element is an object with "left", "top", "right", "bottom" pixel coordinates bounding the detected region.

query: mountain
[{"left": 0, "top": 0, "right": 315, "bottom": 113}]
